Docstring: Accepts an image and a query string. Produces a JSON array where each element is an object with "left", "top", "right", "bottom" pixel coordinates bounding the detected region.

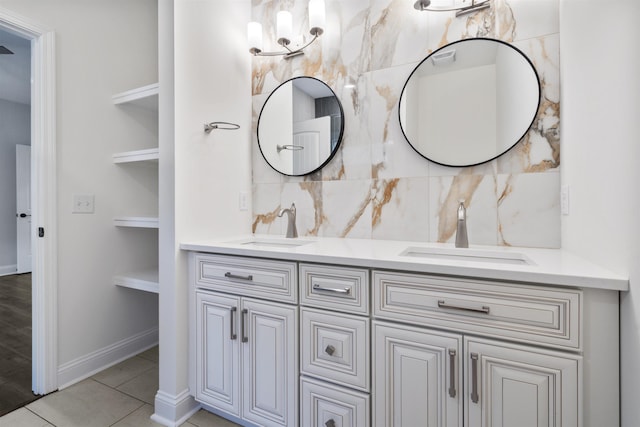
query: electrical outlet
[
  {"left": 73, "top": 194, "right": 95, "bottom": 214},
  {"left": 561, "top": 185, "right": 570, "bottom": 216},
  {"left": 239, "top": 192, "right": 248, "bottom": 211}
]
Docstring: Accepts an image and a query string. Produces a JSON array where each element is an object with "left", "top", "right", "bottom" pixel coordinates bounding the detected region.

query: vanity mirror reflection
[
  {"left": 399, "top": 38, "right": 541, "bottom": 167},
  {"left": 257, "top": 76, "right": 344, "bottom": 176}
]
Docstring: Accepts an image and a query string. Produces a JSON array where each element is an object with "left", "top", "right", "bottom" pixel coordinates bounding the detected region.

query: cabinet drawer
[
  {"left": 374, "top": 271, "right": 582, "bottom": 350},
  {"left": 300, "top": 264, "right": 369, "bottom": 314},
  {"left": 301, "top": 377, "right": 370, "bottom": 427},
  {"left": 194, "top": 253, "right": 297, "bottom": 303},
  {"left": 301, "top": 308, "right": 370, "bottom": 391}
]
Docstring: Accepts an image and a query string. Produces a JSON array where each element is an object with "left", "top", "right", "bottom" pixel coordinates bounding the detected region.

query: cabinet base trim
[{"left": 151, "top": 389, "right": 200, "bottom": 427}]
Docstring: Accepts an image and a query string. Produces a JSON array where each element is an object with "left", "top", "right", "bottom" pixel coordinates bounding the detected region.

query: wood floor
[{"left": 0, "top": 273, "right": 38, "bottom": 416}]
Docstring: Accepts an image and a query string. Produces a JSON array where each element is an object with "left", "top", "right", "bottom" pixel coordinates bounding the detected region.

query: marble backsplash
[{"left": 251, "top": 0, "right": 560, "bottom": 248}]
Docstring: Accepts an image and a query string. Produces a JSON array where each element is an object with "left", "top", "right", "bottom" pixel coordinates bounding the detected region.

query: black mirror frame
[
  {"left": 257, "top": 76, "right": 345, "bottom": 177},
  {"left": 398, "top": 37, "right": 542, "bottom": 168}
]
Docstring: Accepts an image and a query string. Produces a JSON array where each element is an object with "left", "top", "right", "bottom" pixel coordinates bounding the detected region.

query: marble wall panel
[
  {"left": 320, "top": 179, "right": 373, "bottom": 238},
  {"left": 429, "top": 174, "right": 499, "bottom": 246},
  {"left": 371, "top": 177, "right": 430, "bottom": 242},
  {"left": 251, "top": 0, "right": 561, "bottom": 248},
  {"left": 497, "top": 172, "right": 561, "bottom": 247},
  {"left": 366, "top": 64, "right": 431, "bottom": 180}
]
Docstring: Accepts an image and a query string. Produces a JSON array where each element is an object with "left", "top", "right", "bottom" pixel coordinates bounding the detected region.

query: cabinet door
[
  {"left": 373, "top": 321, "right": 462, "bottom": 427},
  {"left": 195, "top": 291, "right": 241, "bottom": 417},
  {"left": 241, "top": 298, "right": 298, "bottom": 427},
  {"left": 465, "top": 337, "right": 580, "bottom": 427}
]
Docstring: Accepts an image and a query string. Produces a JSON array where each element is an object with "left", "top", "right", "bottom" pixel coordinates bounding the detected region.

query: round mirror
[
  {"left": 257, "top": 76, "right": 345, "bottom": 176},
  {"left": 399, "top": 38, "right": 541, "bottom": 167}
]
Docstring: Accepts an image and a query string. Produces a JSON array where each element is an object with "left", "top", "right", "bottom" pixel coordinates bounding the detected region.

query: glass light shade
[
  {"left": 247, "top": 22, "right": 263, "bottom": 52},
  {"left": 308, "top": 0, "right": 325, "bottom": 34},
  {"left": 276, "top": 11, "right": 293, "bottom": 45}
]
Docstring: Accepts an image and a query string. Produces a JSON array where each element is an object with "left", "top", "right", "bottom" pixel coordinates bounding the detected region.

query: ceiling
[{"left": 0, "top": 28, "right": 31, "bottom": 105}]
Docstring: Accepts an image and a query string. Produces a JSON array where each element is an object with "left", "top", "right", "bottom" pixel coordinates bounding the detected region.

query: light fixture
[
  {"left": 431, "top": 49, "right": 456, "bottom": 66},
  {"left": 413, "top": 0, "right": 490, "bottom": 17},
  {"left": 248, "top": 0, "right": 325, "bottom": 59}
]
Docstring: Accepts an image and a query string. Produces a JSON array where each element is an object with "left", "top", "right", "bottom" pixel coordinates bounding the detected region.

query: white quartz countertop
[{"left": 180, "top": 235, "right": 629, "bottom": 291}]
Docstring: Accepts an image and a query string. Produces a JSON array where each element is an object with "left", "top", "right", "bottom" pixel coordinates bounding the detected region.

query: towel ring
[
  {"left": 204, "top": 121, "right": 240, "bottom": 133},
  {"left": 277, "top": 144, "right": 305, "bottom": 153}
]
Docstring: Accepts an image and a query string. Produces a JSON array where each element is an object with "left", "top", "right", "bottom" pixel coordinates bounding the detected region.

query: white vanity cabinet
[
  {"left": 190, "top": 253, "right": 298, "bottom": 427},
  {"left": 184, "top": 238, "right": 624, "bottom": 427},
  {"left": 299, "top": 263, "right": 372, "bottom": 427},
  {"left": 372, "top": 270, "right": 600, "bottom": 427}
]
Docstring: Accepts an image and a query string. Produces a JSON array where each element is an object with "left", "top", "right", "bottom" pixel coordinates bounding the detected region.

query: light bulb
[
  {"left": 308, "top": 0, "right": 325, "bottom": 36},
  {"left": 247, "top": 22, "right": 263, "bottom": 54},
  {"left": 276, "top": 11, "right": 293, "bottom": 46}
]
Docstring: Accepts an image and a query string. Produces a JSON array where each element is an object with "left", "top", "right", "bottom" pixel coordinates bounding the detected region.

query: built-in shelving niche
[{"left": 112, "top": 83, "right": 159, "bottom": 293}]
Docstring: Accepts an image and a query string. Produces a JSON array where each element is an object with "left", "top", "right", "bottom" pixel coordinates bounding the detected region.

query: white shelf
[
  {"left": 112, "top": 83, "right": 159, "bottom": 110},
  {"left": 113, "top": 148, "right": 159, "bottom": 164},
  {"left": 114, "top": 269, "right": 159, "bottom": 293},
  {"left": 114, "top": 216, "right": 159, "bottom": 228}
]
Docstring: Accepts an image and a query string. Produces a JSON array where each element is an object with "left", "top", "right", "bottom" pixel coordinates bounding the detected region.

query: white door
[
  {"left": 292, "top": 116, "right": 331, "bottom": 174},
  {"left": 373, "top": 321, "right": 463, "bottom": 427},
  {"left": 465, "top": 337, "right": 580, "bottom": 427},
  {"left": 242, "top": 298, "right": 298, "bottom": 427},
  {"left": 195, "top": 291, "right": 241, "bottom": 417},
  {"left": 16, "top": 144, "right": 31, "bottom": 274}
]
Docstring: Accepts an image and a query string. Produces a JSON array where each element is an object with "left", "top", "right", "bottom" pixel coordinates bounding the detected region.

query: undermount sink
[
  {"left": 229, "top": 237, "right": 312, "bottom": 249},
  {"left": 400, "top": 246, "right": 533, "bottom": 265}
]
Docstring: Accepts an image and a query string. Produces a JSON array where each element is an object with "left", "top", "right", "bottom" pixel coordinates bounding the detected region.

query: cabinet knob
[
  {"left": 325, "top": 345, "right": 336, "bottom": 356},
  {"left": 325, "top": 419, "right": 336, "bottom": 427}
]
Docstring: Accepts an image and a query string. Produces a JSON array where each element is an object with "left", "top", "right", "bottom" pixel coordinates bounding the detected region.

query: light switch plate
[
  {"left": 73, "top": 194, "right": 95, "bottom": 214},
  {"left": 239, "top": 192, "right": 248, "bottom": 211}
]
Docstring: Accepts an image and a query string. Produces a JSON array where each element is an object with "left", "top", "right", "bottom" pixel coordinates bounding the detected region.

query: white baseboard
[
  {"left": 0, "top": 264, "right": 17, "bottom": 276},
  {"left": 151, "top": 389, "right": 200, "bottom": 427},
  {"left": 57, "top": 327, "right": 158, "bottom": 389}
]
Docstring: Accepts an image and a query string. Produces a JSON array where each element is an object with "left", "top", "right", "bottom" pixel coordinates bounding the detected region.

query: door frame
[{"left": 0, "top": 7, "right": 58, "bottom": 395}]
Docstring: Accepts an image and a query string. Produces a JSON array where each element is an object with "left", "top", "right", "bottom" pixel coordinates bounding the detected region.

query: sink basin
[
  {"left": 400, "top": 247, "right": 533, "bottom": 265},
  {"left": 228, "top": 238, "right": 312, "bottom": 249}
]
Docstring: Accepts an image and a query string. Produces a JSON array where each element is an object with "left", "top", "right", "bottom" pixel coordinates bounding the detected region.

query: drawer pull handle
[
  {"left": 225, "top": 272, "right": 253, "bottom": 281},
  {"left": 313, "top": 283, "right": 351, "bottom": 295},
  {"left": 325, "top": 420, "right": 336, "bottom": 427},
  {"left": 448, "top": 349, "right": 457, "bottom": 398},
  {"left": 437, "top": 300, "right": 490, "bottom": 314},
  {"left": 325, "top": 345, "right": 336, "bottom": 356},
  {"left": 230, "top": 307, "right": 237, "bottom": 340},
  {"left": 471, "top": 352, "right": 479, "bottom": 404},
  {"left": 241, "top": 309, "right": 249, "bottom": 343}
]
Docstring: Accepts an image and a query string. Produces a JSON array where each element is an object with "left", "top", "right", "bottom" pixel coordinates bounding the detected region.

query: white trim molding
[
  {"left": 151, "top": 389, "right": 200, "bottom": 427},
  {"left": 57, "top": 327, "right": 159, "bottom": 389},
  {"left": 0, "top": 6, "right": 57, "bottom": 396},
  {"left": 0, "top": 265, "right": 17, "bottom": 276}
]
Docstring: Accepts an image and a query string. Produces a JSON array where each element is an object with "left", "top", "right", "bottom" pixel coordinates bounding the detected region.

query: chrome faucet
[
  {"left": 278, "top": 202, "right": 298, "bottom": 238},
  {"left": 455, "top": 201, "right": 469, "bottom": 248}
]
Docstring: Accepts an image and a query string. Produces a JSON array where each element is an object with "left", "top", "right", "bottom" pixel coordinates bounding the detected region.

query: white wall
[
  {"left": 560, "top": 1, "right": 640, "bottom": 425},
  {"left": 419, "top": 65, "right": 496, "bottom": 165},
  {"left": 0, "top": 99, "right": 30, "bottom": 272},
  {"left": 0, "top": 0, "right": 159, "bottom": 382},
  {"left": 261, "top": 81, "right": 293, "bottom": 174},
  {"left": 155, "top": 0, "right": 252, "bottom": 423}
]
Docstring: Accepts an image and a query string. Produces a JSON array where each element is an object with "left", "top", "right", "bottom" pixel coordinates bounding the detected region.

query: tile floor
[{"left": 0, "top": 346, "right": 240, "bottom": 427}]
